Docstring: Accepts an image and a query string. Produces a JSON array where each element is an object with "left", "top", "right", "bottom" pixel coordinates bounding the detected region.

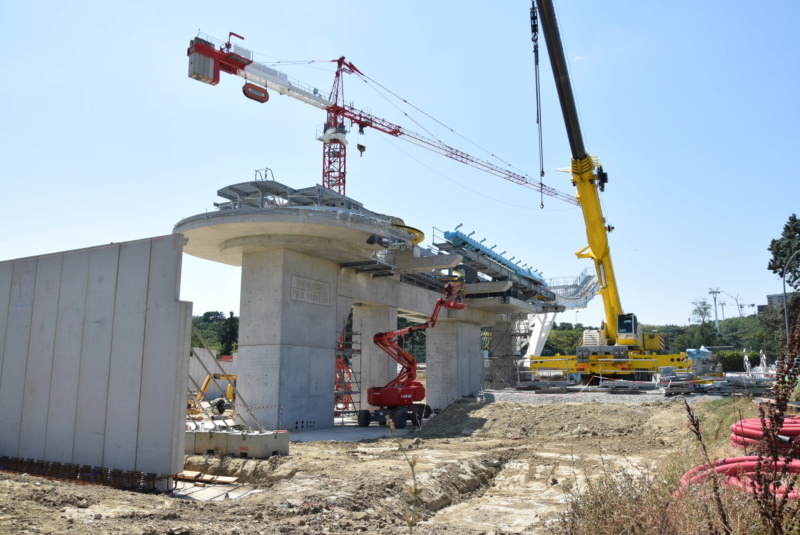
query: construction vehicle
[
  {"left": 529, "top": 0, "right": 690, "bottom": 382},
  {"left": 190, "top": 373, "right": 237, "bottom": 414},
  {"left": 358, "top": 277, "right": 466, "bottom": 428}
]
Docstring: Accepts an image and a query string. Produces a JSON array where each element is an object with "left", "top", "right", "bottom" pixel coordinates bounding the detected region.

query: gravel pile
[{"left": 482, "top": 387, "right": 704, "bottom": 406}]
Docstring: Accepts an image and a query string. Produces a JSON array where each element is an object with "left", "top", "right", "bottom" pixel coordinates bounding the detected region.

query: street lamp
[
  {"left": 783, "top": 249, "right": 800, "bottom": 341},
  {"left": 709, "top": 288, "right": 721, "bottom": 334}
]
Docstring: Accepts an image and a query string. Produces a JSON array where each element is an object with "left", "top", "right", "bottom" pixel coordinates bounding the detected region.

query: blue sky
[{"left": 2, "top": 1, "right": 798, "bottom": 328}]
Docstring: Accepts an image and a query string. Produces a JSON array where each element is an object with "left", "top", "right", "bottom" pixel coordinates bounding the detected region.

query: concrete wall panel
[
  {"left": 73, "top": 245, "right": 120, "bottom": 466},
  {"left": 0, "top": 257, "right": 37, "bottom": 456},
  {"left": 45, "top": 250, "right": 90, "bottom": 462},
  {"left": 173, "top": 302, "right": 192, "bottom": 471},
  {"left": 0, "top": 235, "right": 189, "bottom": 481},
  {"left": 19, "top": 254, "right": 63, "bottom": 459},
  {"left": 0, "top": 262, "right": 13, "bottom": 395},
  {"left": 103, "top": 240, "right": 151, "bottom": 471},
  {"left": 137, "top": 236, "right": 186, "bottom": 475}
]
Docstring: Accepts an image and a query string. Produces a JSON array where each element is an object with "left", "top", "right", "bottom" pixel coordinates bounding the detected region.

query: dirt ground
[{"left": 0, "top": 394, "right": 699, "bottom": 535}]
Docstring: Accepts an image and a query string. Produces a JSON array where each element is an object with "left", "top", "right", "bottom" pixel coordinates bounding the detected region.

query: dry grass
[{"left": 546, "top": 324, "right": 800, "bottom": 535}]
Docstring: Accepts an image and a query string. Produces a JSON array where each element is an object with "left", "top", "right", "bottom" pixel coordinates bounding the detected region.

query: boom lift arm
[{"left": 361, "top": 279, "right": 466, "bottom": 427}]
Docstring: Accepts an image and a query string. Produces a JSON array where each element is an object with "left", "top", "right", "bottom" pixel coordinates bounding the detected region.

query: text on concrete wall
[{"left": 290, "top": 275, "right": 330, "bottom": 306}]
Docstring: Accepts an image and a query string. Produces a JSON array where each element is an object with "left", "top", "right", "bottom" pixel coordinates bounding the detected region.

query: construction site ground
[{"left": 1, "top": 389, "right": 712, "bottom": 535}]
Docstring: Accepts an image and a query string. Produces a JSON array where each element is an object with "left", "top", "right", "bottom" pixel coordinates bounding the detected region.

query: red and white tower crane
[{"left": 187, "top": 31, "right": 578, "bottom": 204}]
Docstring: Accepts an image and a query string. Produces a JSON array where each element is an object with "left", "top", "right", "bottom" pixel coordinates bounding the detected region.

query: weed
[
  {"left": 388, "top": 416, "right": 419, "bottom": 534},
  {"left": 548, "top": 316, "right": 800, "bottom": 535},
  {"left": 746, "top": 325, "right": 800, "bottom": 535}
]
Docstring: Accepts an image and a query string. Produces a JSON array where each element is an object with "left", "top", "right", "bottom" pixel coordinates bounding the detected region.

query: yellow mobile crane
[{"left": 530, "top": 0, "right": 690, "bottom": 382}]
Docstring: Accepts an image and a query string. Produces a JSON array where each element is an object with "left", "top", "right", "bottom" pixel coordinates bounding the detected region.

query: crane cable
[
  {"left": 531, "top": 1, "right": 545, "bottom": 209},
  {"left": 348, "top": 69, "right": 541, "bottom": 187}
]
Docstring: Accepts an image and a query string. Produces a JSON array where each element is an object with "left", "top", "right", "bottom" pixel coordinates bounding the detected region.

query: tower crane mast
[{"left": 187, "top": 32, "right": 578, "bottom": 204}]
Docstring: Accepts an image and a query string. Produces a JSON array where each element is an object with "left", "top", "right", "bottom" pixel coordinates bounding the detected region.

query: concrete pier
[
  {"left": 351, "top": 304, "right": 396, "bottom": 409},
  {"left": 426, "top": 320, "right": 483, "bottom": 410},
  {"left": 176, "top": 180, "right": 566, "bottom": 430},
  {"left": 238, "top": 248, "right": 340, "bottom": 430}
]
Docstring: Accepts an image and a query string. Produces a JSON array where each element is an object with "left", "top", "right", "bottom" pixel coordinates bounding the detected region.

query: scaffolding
[
  {"left": 334, "top": 328, "right": 362, "bottom": 423},
  {"left": 483, "top": 314, "right": 532, "bottom": 389}
]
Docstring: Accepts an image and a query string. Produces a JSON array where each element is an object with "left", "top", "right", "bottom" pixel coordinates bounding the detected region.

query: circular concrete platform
[{"left": 174, "top": 206, "right": 413, "bottom": 267}]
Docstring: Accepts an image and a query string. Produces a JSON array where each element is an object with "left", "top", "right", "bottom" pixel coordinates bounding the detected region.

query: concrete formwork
[{"left": 0, "top": 235, "right": 191, "bottom": 485}]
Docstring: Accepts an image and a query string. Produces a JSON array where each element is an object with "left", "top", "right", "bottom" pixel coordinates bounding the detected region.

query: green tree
[
  {"left": 201, "top": 311, "right": 225, "bottom": 323},
  {"left": 691, "top": 298, "right": 714, "bottom": 346},
  {"left": 766, "top": 213, "right": 800, "bottom": 348},
  {"left": 541, "top": 323, "right": 584, "bottom": 356},
  {"left": 219, "top": 311, "right": 239, "bottom": 356},
  {"left": 767, "top": 213, "right": 800, "bottom": 289},
  {"left": 398, "top": 316, "right": 427, "bottom": 362},
  {"left": 191, "top": 310, "right": 236, "bottom": 355}
]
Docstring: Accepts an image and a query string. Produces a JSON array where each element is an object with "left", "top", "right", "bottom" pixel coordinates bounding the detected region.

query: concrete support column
[
  {"left": 426, "top": 320, "right": 482, "bottom": 411},
  {"left": 351, "top": 304, "right": 396, "bottom": 409},
  {"left": 491, "top": 320, "right": 514, "bottom": 357},
  {"left": 237, "top": 249, "right": 338, "bottom": 431}
]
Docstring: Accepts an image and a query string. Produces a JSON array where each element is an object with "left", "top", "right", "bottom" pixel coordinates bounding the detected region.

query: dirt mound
[
  {"left": 420, "top": 399, "right": 689, "bottom": 451},
  {"left": 0, "top": 397, "right": 704, "bottom": 534}
]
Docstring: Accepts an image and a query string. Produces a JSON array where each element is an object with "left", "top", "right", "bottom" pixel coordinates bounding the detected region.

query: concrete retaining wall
[{"left": 0, "top": 235, "right": 191, "bottom": 484}]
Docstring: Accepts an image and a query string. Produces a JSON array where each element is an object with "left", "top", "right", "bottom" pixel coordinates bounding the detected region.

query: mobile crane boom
[
  {"left": 533, "top": 0, "right": 625, "bottom": 346},
  {"left": 529, "top": 1, "right": 693, "bottom": 384}
]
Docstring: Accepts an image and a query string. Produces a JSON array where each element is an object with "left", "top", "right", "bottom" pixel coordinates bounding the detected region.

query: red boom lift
[{"left": 358, "top": 279, "right": 466, "bottom": 428}]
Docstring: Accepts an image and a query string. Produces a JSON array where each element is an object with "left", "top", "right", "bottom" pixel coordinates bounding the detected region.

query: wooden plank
[{"left": 175, "top": 471, "right": 239, "bottom": 484}]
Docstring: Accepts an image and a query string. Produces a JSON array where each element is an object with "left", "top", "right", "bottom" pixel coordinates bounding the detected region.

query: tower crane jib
[{"left": 187, "top": 31, "right": 579, "bottom": 205}]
